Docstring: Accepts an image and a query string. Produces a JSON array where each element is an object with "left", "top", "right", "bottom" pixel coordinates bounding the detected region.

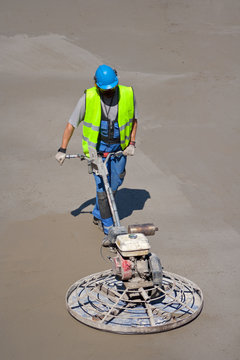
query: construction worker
[{"left": 55, "top": 65, "right": 138, "bottom": 243}]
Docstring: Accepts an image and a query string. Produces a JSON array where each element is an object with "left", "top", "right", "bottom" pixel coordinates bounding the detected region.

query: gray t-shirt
[{"left": 68, "top": 87, "right": 138, "bottom": 128}]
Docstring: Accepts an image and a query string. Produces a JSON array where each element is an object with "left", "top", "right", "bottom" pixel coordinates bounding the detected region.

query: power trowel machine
[{"left": 65, "top": 149, "right": 203, "bottom": 334}]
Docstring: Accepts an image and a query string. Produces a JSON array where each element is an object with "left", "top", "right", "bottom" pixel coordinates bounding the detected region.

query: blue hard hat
[{"left": 94, "top": 65, "right": 118, "bottom": 90}]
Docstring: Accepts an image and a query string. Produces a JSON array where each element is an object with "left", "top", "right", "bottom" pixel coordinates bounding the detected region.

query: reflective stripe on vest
[{"left": 82, "top": 85, "right": 134, "bottom": 157}]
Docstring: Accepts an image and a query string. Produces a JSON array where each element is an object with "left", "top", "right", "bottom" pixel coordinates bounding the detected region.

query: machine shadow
[{"left": 71, "top": 187, "right": 151, "bottom": 220}]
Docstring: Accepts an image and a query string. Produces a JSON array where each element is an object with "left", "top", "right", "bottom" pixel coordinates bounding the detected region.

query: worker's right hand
[{"left": 55, "top": 151, "right": 66, "bottom": 165}]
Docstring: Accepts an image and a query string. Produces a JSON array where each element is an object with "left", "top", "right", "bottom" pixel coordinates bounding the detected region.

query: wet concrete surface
[{"left": 0, "top": 1, "right": 240, "bottom": 359}]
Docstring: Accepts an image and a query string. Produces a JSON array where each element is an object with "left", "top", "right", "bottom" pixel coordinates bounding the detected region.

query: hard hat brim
[{"left": 97, "top": 79, "right": 118, "bottom": 90}]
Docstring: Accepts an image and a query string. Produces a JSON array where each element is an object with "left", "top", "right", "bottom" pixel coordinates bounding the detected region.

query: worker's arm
[
  {"left": 60, "top": 123, "right": 75, "bottom": 149},
  {"left": 55, "top": 123, "right": 75, "bottom": 165},
  {"left": 123, "top": 119, "right": 138, "bottom": 156},
  {"left": 130, "top": 119, "right": 137, "bottom": 143}
]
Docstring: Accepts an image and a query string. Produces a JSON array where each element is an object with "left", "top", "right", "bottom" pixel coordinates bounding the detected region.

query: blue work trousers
[{"left": 92, "top": 155, "right": 126, "bottom": 234}]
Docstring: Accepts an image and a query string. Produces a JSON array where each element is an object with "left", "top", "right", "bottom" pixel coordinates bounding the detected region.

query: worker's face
[{"left": 97, "top": 85, "right": 117, "bottom": 98}]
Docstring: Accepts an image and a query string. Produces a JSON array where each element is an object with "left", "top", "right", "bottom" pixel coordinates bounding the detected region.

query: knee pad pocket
[{"left": 97, "top": 192, "right": 112, "bottom": 219}]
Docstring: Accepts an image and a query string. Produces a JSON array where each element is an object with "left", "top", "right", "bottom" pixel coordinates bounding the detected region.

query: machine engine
[{"left": 111, "top": 233, "right": 162, "bottom": 287}]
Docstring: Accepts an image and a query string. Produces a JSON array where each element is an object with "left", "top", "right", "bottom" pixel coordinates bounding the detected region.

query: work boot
[
  {"left": 92, "top": 216, "right": 99, "bottom": 225},
  {"left": 93, "top": 216, "right": 103, "bottom": 232}
]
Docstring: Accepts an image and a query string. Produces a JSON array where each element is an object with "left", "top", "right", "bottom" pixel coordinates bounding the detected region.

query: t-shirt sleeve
[{"left": 68, "top": 94, "right": 86, "bottom": 128}]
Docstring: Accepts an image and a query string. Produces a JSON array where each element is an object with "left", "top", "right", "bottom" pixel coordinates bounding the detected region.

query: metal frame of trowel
[{"left": 88, "top": 147, "right": 128, "bottom": 242}]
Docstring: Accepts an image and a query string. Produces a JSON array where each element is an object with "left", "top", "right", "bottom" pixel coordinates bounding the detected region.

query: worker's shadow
[{"left": 71, "top": 188, "right": 151, "bottom": 220}]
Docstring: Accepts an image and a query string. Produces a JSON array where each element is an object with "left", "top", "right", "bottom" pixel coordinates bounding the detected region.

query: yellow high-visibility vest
[{"left": 82, "top": 85, "right": 135, "bottom": 157}]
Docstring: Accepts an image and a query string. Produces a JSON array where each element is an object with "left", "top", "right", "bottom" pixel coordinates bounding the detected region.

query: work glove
[
  {"left": 55, "top": 148, "right": 66, "bottom": 165},
  {"left": 123, "top": 144, "right": 135, "bottom": 156}
]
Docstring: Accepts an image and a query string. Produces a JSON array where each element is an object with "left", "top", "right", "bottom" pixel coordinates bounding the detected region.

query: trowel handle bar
[
  {"left": 98, "top": 150, "right": 123, "bottom": 157},
  {"left": 99, "top": 150, "right": 123, "bottom": 164},
  {"left": 65, "top": 154, "right": 86, "bottom": 160},
  {"left": 66, "top": 151, "right": 123, "bottom": 162}
]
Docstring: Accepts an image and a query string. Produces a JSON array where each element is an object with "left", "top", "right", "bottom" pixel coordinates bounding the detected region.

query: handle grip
[{"left": 65, "top": 154, "right": 85, "bottom": 160}]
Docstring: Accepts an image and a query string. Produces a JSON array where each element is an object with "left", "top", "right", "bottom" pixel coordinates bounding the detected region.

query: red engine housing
[{"left": 112, "top": 254, "right": 133, "bottom": 281}]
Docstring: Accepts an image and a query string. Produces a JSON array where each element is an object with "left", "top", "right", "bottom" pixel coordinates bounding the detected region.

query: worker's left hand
[{"left": 123, "top": 145, "right": 135, "bottom": 156}]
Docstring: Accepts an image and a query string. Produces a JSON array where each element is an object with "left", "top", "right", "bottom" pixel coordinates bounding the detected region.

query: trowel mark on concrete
[
  {"left": 0, "top": 34, "right": 101, "bottom": 75},
  {"left": 123, "top": 70, "right": 194, "bottom": 81}
]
